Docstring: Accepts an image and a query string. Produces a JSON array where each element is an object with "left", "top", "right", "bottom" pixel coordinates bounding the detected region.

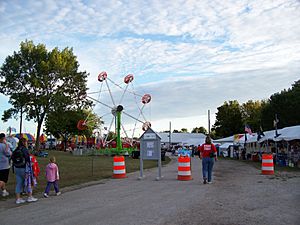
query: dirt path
[{"left": 0, "top": 156, "right": 299, "bottom": 225}]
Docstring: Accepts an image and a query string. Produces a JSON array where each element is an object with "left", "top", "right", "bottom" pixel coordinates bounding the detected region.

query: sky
[{"left": 0, "top": 0, "right": 300, "bottom": 137}]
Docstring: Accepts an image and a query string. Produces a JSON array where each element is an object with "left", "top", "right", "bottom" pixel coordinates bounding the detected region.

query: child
[{"left": 43, "top": 156, "right": 61, "bottom": 198}]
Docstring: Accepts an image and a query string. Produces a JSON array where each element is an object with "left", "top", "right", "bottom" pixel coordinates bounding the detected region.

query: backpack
[{"left": 11, "top": 147, "right": 26, "bottom": 168}]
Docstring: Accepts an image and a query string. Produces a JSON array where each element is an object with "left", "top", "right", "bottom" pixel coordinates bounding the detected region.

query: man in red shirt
[{"left": 199, "top": 136, "right": 217, "bottom": 184}]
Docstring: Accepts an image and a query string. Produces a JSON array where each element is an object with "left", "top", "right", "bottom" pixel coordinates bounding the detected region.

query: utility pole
[
  {"left": 169, "top": 121, "right": 172, "bottom": 151},
  {"left": 208, "top": 109, "right": 211, "bottom": 135}
]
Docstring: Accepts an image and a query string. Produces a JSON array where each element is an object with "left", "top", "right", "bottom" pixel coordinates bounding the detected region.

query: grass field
[{"left": 1, "top": 151, "right": 171, "bottom": 200}]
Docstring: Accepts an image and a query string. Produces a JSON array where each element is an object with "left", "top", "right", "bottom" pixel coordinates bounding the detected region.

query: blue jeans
[
  {"left": 44, "top": 180, "right": 59, "bottom": 194},
  {"left": 202, "top": 157, "right": 215, "bottom": 182},
  {"left": 14, "top": 167, "right": 25, "bottom": 194}
]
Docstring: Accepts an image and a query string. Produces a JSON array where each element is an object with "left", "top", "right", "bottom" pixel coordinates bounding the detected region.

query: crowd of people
[{"left": 0, "top": 133, "right": 61, "bottom": 204}]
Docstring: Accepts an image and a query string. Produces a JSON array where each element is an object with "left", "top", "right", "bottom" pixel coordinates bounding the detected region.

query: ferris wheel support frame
[{"left": 78, "top": 72, "right": 151, "bottom": 155}]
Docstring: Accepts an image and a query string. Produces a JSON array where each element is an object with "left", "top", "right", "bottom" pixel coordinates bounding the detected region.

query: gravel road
[{"left": 0, "top": 156, "right": 299, "bottom": 225}]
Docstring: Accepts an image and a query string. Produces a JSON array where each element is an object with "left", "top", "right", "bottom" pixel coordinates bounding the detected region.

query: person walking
[
  {"left": 12, "top": 138, "right": 38, "bottom": 204},
  {"left": 0, "top": 133, "right": 12, "bottom": 197},
  {"left": 43, "top": 156, "right": 61, "bottom": 198},
  {"left": 199, "top": 136, "right": 217, "bottom": 184}
]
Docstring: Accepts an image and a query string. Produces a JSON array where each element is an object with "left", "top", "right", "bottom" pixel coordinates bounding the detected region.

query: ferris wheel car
[
  {"left": 77, "top": 120, "right": 87, "bottom": 130},
  {"left": 98, "top": 71, "right": 107, "bottom": 82},
  {"left": 124, "top": 74, "right": 134, "bottom": 84},
  {"left": 142, "top": 94, "right": 151, "bottom": 104},
  {"left": 142, "top": 121, "right": 151, "bottom": 131}
]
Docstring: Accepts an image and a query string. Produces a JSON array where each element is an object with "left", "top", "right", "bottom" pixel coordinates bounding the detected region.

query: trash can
[
  {"left": 132, "top": 150, "right": 140, "bottom": 159},
  {"left": 161, "top": 150, "right": 166, "bottom": 161}
]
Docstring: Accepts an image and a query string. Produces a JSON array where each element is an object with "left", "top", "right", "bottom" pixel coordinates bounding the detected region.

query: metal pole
[
  {"left": 275, "top": 114, "right": 278, "bottom": 162},
  {"left": 169, "top": 121, "right": 171, "bottom": 151},
  {"left": 139, "top": 152, "right": 144, "bottom": 179},
  {"left": 208, "top": 110, "right": 211, "bottom": 135},
  {"left": 116, "top": 111, "right": 122, "bottom": 153},
  {"left": 156, "top": 147, "right": 162, "bottom": 181}
]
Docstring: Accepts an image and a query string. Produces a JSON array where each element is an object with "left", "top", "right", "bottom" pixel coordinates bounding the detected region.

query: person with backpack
[
  {"left": 0, "top": 133, "right": 12, "bottom": 197},
  {"left": 199, "top": 136, "right": 217, "bottom": 184},
  {"left": 12, "top": 138, "right": 38, "bottom": 204}
]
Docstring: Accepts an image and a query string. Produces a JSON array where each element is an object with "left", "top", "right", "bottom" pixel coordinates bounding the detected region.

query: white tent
[
  {"left": 219, "top": 142, "right": 233, "bottom": 150},
  {"left": 257, "top": 129, "right": 280, "bottom": 143},
  {"left": 215, "top": 134, "right": 253, "bottom": 145},
  {"left": 214, "top": 136, "right": 236, "bottom": 143},
  {"left": 158, "top": 132, "right": 207, "bottom": 146},
  {"left": 274, "top": 125, "right": 300, "bottom": 141},
  {"left": 245, "top": 133, "right": 258, "bottom": 143}
]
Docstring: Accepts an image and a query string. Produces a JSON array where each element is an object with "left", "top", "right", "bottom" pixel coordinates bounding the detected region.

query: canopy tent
[
  {"left": 215, "top": 134, "right": 250, "bottom": 144},
  {"left": 39, "top": 134, "right": 47, "bottom": 143},
  {"left": 274, "top": 125, "right": 300, "bottom": 141},
  {"left": 214, "top": 136, "right": 236, "bottom": 143},
  {"left": 219, "top": 142, "right": 233, "bottom": 150},
  {"left": 244, "top": 125, "right": 299, "bottom": 143},
  {"left": 158, "top": 132, "right": 207, "bottom": 146},
  {"left": 256, "top": 129, "right": 282, "bottom": 143},
  {"left": 14, "top": 133, "right": 35, "bottom": 142}
]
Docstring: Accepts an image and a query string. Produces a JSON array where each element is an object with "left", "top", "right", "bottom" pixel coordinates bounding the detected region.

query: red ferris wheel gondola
[
  {"left": 124, "top": 74, "right": 134, "bottom": 84},
  {"left": 142, "top": 121, "right": 151, "bottom": 131},
  {"left": 141, "top": 94, "right": 151, "bottom": 104},
  {"left": 77, "top": 120, "right": 87, "bottom": 130},
  {"left": 98, "top": 71, "right": 107, "bottom": 82}
]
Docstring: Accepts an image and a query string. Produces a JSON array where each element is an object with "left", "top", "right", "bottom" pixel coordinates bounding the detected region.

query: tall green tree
[
  {"left": 261, "top": 79, "right": 300, "bottom": 130},
  {"left": 0, "top": 40, "right": 90, "bottom": 151},
  {"left": 180, "top": 128, "right": 188, "bottom": 133},
  {"left": 241, "top": 100, "right": 263, "bottom": 132},
  {"left": 213, "top": 100, "right": 243, "bottom": 137},
  {"left": 191, "top": 126, "right": 207, "bottom": 134}
]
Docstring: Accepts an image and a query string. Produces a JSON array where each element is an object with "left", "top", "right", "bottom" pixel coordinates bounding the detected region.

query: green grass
[{"left": 2, "top": 151, "right": 171, "bottom": 200}]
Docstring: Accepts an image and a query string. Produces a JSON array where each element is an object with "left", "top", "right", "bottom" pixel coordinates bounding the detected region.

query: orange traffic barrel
[
  {"left": 177, "top": 156, "right": 192, "bottom": 181},
  {"left": 261, "top": 154, "right": 274, "bottom": 175},
  {"left": 113, "top": 156, "right": 127, "bottom": 178}
]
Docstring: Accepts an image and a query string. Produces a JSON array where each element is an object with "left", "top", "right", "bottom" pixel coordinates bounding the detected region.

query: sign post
[{"left": 139, "top": 128, "right": 162, "bottom": 180}]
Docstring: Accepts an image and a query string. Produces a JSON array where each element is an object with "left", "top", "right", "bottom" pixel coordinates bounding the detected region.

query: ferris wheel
[{"left": 77, "top": 71, "right": 152, "bottom": 152}]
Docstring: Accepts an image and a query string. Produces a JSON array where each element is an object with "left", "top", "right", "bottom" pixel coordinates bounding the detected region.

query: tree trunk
[{"left": 35, "top": 113, "right": 45, "bottom": 153}]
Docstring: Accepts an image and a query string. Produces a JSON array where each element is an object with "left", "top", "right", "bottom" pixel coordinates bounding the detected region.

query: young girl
[{"left": 43, "top": 156, "right": 61, "bottom": 197}]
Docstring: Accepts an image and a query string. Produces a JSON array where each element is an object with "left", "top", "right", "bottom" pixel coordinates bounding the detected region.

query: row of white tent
[
  {"left": 158, "top": 132, "right": 207, "bottom": 146},
  {"left": 215, "top": 125, "right": 300, "bottom": 150},
  {"left": 157, "top": 125, "right": 300, "bottom": 148}
]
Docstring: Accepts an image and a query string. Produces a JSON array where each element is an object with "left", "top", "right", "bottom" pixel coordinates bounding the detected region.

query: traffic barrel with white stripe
[
  {"left": 113, "top": 156, "right": 127, "bottom": 178},
  {"left": 177, "top": 156, "right": 192, "bottom": 181},
  {"left": 261, "top": 154, "right": 274, "bottom": 175}
]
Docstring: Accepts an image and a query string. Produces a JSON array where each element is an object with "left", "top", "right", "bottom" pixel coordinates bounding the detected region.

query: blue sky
[{"left": 0, "top": 0, "right": 300, "bottom": 137}]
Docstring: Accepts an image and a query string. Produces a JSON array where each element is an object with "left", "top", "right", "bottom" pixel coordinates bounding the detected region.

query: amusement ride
[{"left": 77, "top": 72, "right": 152, "bottom": 155}]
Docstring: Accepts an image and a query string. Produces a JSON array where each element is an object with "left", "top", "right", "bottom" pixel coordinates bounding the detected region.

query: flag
[
  {"left": 233, "top": 134, "right": 240, "bottom": 142},
  {"left": 257, "top": 126, "right": 265, "bottom": 141},
  {"left": 273, "top": 119, "right": 279, "bottom": 128},
  {"left": 244, "top": 125, "right": 252, "bottom": 135},
  {"left": 274, "top": 114, "right": 280, "bottom": 137}
]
